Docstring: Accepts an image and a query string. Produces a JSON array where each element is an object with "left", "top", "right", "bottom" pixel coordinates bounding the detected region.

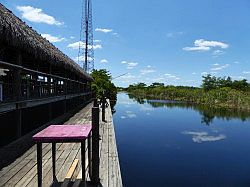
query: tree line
[{"left": 122, "top": 75, "right": 250, "bottom": 111}]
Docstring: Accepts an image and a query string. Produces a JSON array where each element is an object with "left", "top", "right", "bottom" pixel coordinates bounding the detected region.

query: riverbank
[{"left": 126, "top": 87, "right": 250, "bottom": 111}]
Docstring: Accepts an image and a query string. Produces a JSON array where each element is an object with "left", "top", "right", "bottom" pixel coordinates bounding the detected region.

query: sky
[{"left": 1, "top": 0, "right": 250, "bottom": 87}]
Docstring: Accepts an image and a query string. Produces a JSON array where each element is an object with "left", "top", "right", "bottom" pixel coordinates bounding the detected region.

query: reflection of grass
[{"left": 128, "top": 94, "right": 250, "bottom": 125}]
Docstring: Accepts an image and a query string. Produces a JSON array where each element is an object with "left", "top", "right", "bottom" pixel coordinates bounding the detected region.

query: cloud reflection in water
[{"left": 182, "top": 131, "right": 226, "bottom": 143}]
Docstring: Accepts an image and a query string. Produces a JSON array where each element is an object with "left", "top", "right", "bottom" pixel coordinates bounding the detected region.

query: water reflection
[
  {"left": 182, "top": 131, "right": 226, "bottom": 143},
  {"left": 128, "top": 93, "right": 250, "bottom": 125}
]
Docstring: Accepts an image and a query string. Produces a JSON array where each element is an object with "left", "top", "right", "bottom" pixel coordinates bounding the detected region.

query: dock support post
[
  {"left": 88, "top": 132, "right": 92, "bottom": 180},
  {"left": 101, "top": 93, "right": 105, "bottom": 122},
  {"left": 93, "top": 98, "right": 98, "bottom": 107},
  {"left": 52, "top": 142, "right": 56, "bottom": 183},
  {"left": 37, "top": 143, "right": 42, "bottom": 187},
  {"left": 81, "top": 140, "right": 86, "bottom": 184},
  {"left": 91, "top": 106, "right": 100, "bottom": 184}
]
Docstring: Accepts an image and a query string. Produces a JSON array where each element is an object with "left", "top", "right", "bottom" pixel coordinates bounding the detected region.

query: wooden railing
[{"left": 0, "top": 60, "right": 91, "bottom": 103}]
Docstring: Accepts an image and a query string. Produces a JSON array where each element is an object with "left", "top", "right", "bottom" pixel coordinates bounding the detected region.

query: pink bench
[{"left": 33, "top": 125, "right": 92, "bottom": 187}]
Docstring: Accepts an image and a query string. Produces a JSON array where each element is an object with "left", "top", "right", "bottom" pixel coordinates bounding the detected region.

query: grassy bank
[{"left": 126, "top": 86, "right": 250, "bottom": 111}]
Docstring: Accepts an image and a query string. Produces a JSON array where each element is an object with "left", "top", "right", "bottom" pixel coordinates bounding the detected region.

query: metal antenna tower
[{"left": 78, "top": 0, "right": 94, "bottom": 73}]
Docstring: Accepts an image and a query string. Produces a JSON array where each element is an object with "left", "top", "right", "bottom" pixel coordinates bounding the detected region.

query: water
[{"left": 113, "top": 93, "right": 250, "bottom": 187}]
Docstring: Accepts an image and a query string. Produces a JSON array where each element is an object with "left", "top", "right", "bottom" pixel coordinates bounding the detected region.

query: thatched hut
[
  {"left": 0, "top": 3, "right": 94, "bottom": 148},
  {"left": 0, "top": 3, "right": 92, "bottom": 81}
]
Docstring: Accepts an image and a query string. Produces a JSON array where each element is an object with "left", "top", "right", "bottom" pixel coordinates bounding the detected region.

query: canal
[{"left": 113, "top": 93, "right": 250, "bottom": 187}]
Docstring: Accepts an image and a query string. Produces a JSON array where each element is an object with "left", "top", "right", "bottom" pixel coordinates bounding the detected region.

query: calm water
[{"left": 113, "top": 93, "right": 250, "bottom": 187}]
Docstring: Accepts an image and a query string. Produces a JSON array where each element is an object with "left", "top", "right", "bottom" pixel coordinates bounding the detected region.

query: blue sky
[{"left": 1, "top": 0, "right": 250, "bottom": 87}]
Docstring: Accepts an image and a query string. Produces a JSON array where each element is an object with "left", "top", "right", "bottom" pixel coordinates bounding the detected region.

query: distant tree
[
  {"left": 149, "top": 82, "right": 164, "bottom": 88},
  {"left": 91, "top": 69, "right": 117, "bottom": 100},
  {"left": 232, "top": 79, "right": 248, "bottom": 90},
  {"left": 202, "top": 74, "right": 217, "bottom": 91},
  {"left": 136, "top": 82, "right": 147, "bottom": 88}
]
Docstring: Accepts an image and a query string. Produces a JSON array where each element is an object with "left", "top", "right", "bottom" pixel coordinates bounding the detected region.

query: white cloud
[
  {"left": 94, "top": 39, "right": 101, "bottom": 43},
  {"left": 233, "top": 61, "right": 240, "bottom": 64},
  {"left": 67, "top": 41, "right": 102, "bottom": 50},
  {"left": 140, "top": 66, "right": 156, "bottom": 75},
  {"left": 121, "top": 61, "right": 138, "bottom": 69},
  {"left": 232, "top": 76, "right": 246, "bottom": 80},
  {"left": 166, "top": 33, "right": 174, "bottom": 38},
  {"left": 166, "top": 31, "right": 184, "bottom": 38},
  {"left": 100, "top": 59, "right": 108, "bottom": 63},
  {"left": 41, "top": 34, "right": 65, "bottom": 43},
  {"left": 183, "top": 39, "right": 229, "bottom": 52},
  {"left": 210, "top": 71, "right": 218, "bottom": 75},
  {"left": 120, "top": 116, "right": 126, "bottom": 119},
  {"left": 201, "top": 72, "right": 208, "bottom": 75},
  {"left": 212, "top": 50, "right": 225, "bottom": 57},
  {"left": 127, "top": 62, "right": 138, "bottom": 69},
  {"left": 192, "top": 72, "right": 196, "bottom": 75},
  {"left": 182, "top": 131, "right": 226, "bottom": 143},
  {"left": 95, "top": 28, "right": 113, "bottom": 33},
  {"left": 183, "top": 46, "right": 210, "bottom": 51},
  {"left": 213, "top": 63, "right": 220, "bottom": 66},
  {"left": 118, "top": 73, "right": 136, "bottom": 80},
  {"left": 16, "top": 6, "right": 63, "bottom": 26},
  {"left": 210, "top": 64, "right": 229, "bottom": 71},
  {"left": 70, "top": 36, "right": 75, "bottom": 39},
  {"left": 164, "top": 73, "right": 180, "bottom": 80},
  {"left": 242, "top": 71, "right": 250, "bottom": 74}
]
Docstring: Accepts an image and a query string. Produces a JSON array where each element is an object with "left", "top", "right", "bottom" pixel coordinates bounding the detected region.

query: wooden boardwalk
[{"left": 0, "top": 101, "right": 123, "bottom": 187}]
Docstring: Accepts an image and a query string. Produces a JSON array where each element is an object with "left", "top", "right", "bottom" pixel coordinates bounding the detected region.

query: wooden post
[
  {"left": 102, "top": 93, "right": 105, "bottom": 122},
  {"left": 37, "top": 143, "right": 42, "bottom": 187},
  {"left": 14, "top": 52, "right": 22, "bottom": 100},
  {"left": 48, "top": 66, "right": 52, "bottom": 120},
  {"left": 91, "top": 106, "right": 100, "bottom": 184},
  {"left": 81, "top": 140, "right": 86, "bottom": 183},
  {"left": 88, "top": 132, "right": 92, "bottom": 179},
  {"left": 93, "top": 98, "right": 98, "bottom": 107},
  {"left": 14, "top": 52, "right": 22, "bottom": 137},
  {"left": 52, "top": 142, "right": 56, "bottom": 183}
]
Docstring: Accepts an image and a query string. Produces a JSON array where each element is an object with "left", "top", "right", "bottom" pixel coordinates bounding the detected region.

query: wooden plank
[
  {"left": 0, "top": 144, "right": 36, "bottom": 177},
  {"left": 15, "top": 155, "right": 50, "bottom": 187},
  {"left": 65, "top": 159, "right": 79, "bottom": 179},
  {"left": 0, "top": 158, "right": 30, "bottom": 186},
  {"left": 99, "top": 107, "right": 109, "bottom": 187},
  {"left": 61, "top": 159, "right": 79, "bottom": 187},
  {"left": 72, "top": 170, "right": 82, "bottom": 187},
  {"left": 42, "top": 143, "right": 75, "bottom": 187},
  {"left": 56, "top": 148, "right": 79, "bottom": 182},
  {"left": 26, "top": 147, "right": 66, "bottom": 187},
  {"left": 108, "top": 106, "right": 123, "bottom": 187},
  {"left": 4, "top": 159, "right": 36, "bottom": 186}
]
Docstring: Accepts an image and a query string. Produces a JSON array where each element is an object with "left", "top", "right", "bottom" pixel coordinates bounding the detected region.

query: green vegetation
[
  {"left": 91, "top": 69, "right": 117, "bottom": 101},
  {"left": 123, "top": 75, "right": 250, "bottom": 111},
  {"left": 128, "top": 94, "right": 250, "bottom": 125}
]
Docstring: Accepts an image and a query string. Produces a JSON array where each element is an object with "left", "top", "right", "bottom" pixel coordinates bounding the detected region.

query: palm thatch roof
[{"left": 0, "top": 3, "right": 92, "bottom": 81}]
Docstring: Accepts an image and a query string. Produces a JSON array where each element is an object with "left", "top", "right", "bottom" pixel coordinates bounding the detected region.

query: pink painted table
[{"left": 33, "top": 125, "right": 92, "bottom": 187}]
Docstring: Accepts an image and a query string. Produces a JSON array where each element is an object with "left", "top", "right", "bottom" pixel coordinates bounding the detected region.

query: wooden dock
[{"left": 0, "top": 100, "right": 123, "bottom": 187}]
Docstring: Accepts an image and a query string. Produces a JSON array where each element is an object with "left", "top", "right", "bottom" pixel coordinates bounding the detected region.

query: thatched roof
[{"left": 0, "top": 3, "right": 92, "bottom": 81}]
